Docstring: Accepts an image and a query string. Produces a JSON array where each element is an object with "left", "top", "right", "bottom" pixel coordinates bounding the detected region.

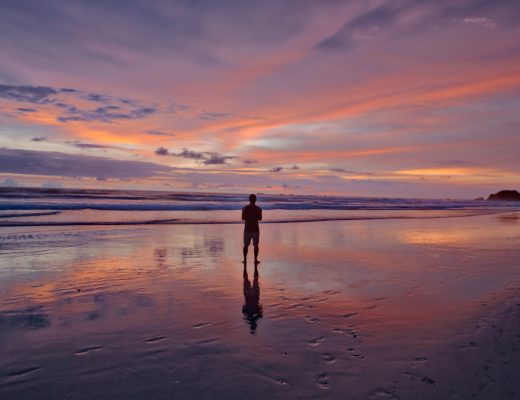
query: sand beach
[{"left": 1, "top": 212, "right": 519, "bottom": 399}]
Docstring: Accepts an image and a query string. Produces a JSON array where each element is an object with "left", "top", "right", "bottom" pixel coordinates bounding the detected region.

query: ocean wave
[
  {"left": 0, "top": 211, "right": 61, "bottom": 219},
  {"left": 1, "top": 188, "right": 519, "bottom": 228},
  {"left": 0, "top": 201, "right": 517, "bottom": 212}
]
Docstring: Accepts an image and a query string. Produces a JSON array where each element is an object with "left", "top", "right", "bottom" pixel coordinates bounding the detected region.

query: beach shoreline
[{"left": 1, "top": 213, "right": 519, "bottom": 399}]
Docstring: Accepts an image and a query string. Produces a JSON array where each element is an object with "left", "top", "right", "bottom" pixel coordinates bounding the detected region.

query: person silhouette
[
  {"left": 242, "top": 263, "right": 262, "bottom": 334},
  {"left": 242, "top": 194, "right": 262, "bottom": 264}
]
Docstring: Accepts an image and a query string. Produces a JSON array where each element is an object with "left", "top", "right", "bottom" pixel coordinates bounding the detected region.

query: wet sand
[{"left": 0, "top": 213, "right": 519, "bottom": 399}]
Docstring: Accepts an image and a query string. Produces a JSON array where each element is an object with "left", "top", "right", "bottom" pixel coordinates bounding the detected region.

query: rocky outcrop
[{"left": 488, "top": 190, "right": 520, "bottom": 201}]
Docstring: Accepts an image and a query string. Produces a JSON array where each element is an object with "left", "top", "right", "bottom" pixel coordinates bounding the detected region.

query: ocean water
[{"left": 0, "top": 187, "right": 518, "bottom": 226}]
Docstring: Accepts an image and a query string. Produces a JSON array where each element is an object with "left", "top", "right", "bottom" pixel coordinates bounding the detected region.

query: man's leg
[
  {"left": 243, "top": 232, "right": 251, "bottom": 263},
  {"left": 253, "top": 233, "right": 260, "bottom": 264},
  {"left": 243, "top": 244, "right": 248, "bottom": 263}
]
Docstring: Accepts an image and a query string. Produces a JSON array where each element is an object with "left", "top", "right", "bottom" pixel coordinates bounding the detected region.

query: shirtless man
[{"left": 242, "top": 194, "right": 262, "bottom": 264}]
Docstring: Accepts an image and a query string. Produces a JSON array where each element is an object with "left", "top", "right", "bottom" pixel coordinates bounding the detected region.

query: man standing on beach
[{"left": 242, "top": 194, "right": 262, "bottom": 264}]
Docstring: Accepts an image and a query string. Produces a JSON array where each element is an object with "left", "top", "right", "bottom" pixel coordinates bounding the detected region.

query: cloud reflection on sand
[{"left": 0, "top": 213, "right": 519, "bottom": 398}]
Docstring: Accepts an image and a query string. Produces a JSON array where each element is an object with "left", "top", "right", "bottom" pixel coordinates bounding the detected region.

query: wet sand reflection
[
  {"left": 0, "top": 212, "right": 520, "bottom": 399},
  {"left": 242, "top": 263, "right": 262, "bottom": 334}
]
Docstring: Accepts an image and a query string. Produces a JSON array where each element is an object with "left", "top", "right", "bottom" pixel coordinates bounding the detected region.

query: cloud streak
[
  {"left": 0, "top": 148, "right": 171, "bottom": 179},
  {"left": 146, "top": 130, "right": 175, "bottom": 137}
]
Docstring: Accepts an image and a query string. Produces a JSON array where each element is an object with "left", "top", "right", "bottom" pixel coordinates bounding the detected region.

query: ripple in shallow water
[
  {"left": 75, "top": 346, "right": 103, "bottom": 356},
  {"left": 145, "top": 335, "right": 167, "bottom": 344},
  {"left": 192, "top": 322, "right": 212, "bottom": 329},
  {"left": 316, "top": 373, "right": 329, "bottom": 389},
  {"left": 7, "top": 366, "right": 41, "bottom": 377},
  {"left": 321, "top": 352, "right": 336, "bottom": 363},
  {"left": 308, "top": 336, "right": 325, "bottom": 347}
]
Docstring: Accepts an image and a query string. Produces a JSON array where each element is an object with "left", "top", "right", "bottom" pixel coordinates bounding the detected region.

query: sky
[{"left": 0, "top": 0, "right": 519, "bottom": 198}]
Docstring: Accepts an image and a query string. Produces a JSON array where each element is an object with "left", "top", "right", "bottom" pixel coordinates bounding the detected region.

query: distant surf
[{"left": 0, "top": 187, "right": 518, "bottom": 227}]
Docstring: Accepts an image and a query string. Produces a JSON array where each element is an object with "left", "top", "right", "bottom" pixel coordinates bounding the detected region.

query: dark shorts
[{"left": 243, "top": 231, "right": 259, "bottom": 246}]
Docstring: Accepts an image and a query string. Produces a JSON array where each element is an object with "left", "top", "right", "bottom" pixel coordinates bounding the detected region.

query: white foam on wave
[{"left": 0, "top": 187, "right": 519, "bottom": 227}]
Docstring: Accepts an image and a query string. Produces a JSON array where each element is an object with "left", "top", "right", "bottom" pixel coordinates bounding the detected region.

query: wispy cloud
[
  {"left": 197, "top": 112, "right": 236, "bottom": 121},
  {"left": 63, "top": 141, "right": 128, "bottom": 151},
  {"left": 329, "top": 168, "right": 374, "bottom": 176},
  {"left": 72, "top": 143, "right": 113, "bottom": 149},
  {"left": 316, "top": 4, "right": 398, "bottom": 50},
  {"left": 461, "top": 17, "right": 496, "bottom": 29},
  {"left": 146, "top": 130, "right": 175, "bottom": 137},
  {"left": 197, "top": 111, "right": 263, "bottom": 121},
  {"left": 315, "top": 1, "right": 511, "bottom": 52}
]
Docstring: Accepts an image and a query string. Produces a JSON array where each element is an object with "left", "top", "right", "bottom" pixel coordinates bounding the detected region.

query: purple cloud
[
  {"left": 173, "top": 148, "right": 235, "bottom": 165},
  {"left": 202, "top": 153, "right": 235, "bottom": 165},
  {"left": 0, "top": 83, "right": 157, "bottom": 123},
  {"left": 0, "top": 148, "right": 171, "bottom": 179},
  {"left": 0, "top": 84, "right": 57, "bottom": 103},
  {"left": 155, "top": 147, "right": 169, "bottom": 156},
  {"left": 57, "top": 105, "right": 156, "bottom": 123},
  {"left": 176, "top": 148, "right": 205, "bottom": 160}
]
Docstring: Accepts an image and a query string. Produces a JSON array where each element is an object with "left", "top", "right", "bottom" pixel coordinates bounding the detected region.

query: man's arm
[
  {"left": 242, "top": 207, "right": 246, "bottom": 221},
  {"left": 258, "top": 207, "right": 262, "bottom": 221}
]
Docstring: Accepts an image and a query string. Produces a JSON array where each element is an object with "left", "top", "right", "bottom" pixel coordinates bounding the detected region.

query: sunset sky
[{"left": 0, "top": 0, "right": 519, "bottom": 198}]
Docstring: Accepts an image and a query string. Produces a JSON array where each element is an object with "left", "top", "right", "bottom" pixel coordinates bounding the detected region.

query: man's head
[{"left": 249, "top": 194, "right": 257, "bottom": 204}]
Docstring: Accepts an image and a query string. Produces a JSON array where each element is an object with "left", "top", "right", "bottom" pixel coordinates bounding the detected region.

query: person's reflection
[{"left": 242, "top": 263, "right": 263, "bottom": 334}]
